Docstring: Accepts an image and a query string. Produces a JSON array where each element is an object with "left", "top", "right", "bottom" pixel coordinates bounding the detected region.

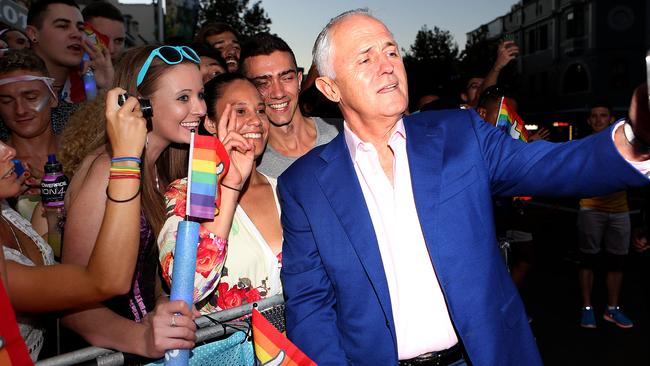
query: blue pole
[{"left": 164, "top": 220, "right": 200, "bottom": 366}]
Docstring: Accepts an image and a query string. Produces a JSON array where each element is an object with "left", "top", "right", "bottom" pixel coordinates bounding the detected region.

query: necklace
[{"left": 1, "top": 214, "right": 23, "bottom": 255}]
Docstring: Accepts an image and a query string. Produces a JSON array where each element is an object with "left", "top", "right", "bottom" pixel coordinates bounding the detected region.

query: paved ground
[{"left": 519, "top": 199, "right": 650, "bottom": 366}]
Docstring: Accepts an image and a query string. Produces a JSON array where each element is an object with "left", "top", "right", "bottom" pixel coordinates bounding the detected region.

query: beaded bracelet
[{"left": 111, "top": 156, "right": 142, "bottom": 164}]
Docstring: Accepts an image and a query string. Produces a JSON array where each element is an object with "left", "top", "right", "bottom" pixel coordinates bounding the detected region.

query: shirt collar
[{"left": 343, "top": 118, "right": 406, "bottom": 162}]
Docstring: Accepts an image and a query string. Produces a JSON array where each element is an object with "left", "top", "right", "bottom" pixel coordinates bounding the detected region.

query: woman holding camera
[
  {"left": 0, "top": 87, "right": 147, "bottom": 360},
  {"left": 61, "top": 45, "right": 250, "bottom": 359}
]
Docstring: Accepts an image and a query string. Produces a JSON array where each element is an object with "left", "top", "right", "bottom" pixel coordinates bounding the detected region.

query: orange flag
[{"left": 252, "top": 307, "right": 316, "bottom": 366}]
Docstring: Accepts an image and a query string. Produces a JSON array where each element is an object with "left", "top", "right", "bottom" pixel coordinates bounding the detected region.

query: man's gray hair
[{"left": 312, "top": 8, "right": 374, "bottom": 79}]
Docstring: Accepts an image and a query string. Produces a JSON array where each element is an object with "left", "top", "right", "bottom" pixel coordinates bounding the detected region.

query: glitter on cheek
[{"left": 31, "top": 94, "right": 51, "bottom": 113}]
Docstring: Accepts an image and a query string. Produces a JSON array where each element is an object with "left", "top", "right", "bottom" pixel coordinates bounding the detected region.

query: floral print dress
[{"left": 157, "top": 174, "right": 282, "bottom": 314}]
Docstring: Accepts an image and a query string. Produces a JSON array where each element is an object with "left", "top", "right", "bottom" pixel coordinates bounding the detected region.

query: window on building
[
  {"left": 566, "top": 7, "right": 585, "bottom": 39},
  {"left": 562, "top": 63, "right": 589, "bottom": 94},
  {"left": 528, "top": 29, "right": 537, "bottom": 54},
  {"left": 539, "top": 24, "right": 548, "bottom": 50}
]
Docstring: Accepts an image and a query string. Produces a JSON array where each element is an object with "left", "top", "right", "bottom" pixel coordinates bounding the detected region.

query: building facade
[{"left": 467, "top": 0, "right": 649, "bottom": 137}]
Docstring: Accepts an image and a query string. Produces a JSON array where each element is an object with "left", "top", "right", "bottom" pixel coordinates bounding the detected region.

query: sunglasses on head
[{"left": 136, "top": 46, "right": 200, "bottom": 87}]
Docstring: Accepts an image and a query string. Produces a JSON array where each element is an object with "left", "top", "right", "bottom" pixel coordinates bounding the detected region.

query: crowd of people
[{"left": 1, "top": 1, "right": 649, "bottom": 365}]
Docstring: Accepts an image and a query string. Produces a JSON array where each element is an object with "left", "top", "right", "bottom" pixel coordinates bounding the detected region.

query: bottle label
[{"left": 41, "top": 176, "right": 68, "bottom": 207}]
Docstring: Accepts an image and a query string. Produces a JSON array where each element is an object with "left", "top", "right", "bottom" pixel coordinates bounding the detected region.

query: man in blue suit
[{"left": 278, "top": 9, "right": 650, "bottom": 366}]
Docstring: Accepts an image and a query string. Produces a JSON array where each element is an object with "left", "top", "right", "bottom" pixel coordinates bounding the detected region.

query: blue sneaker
[
  {"left": 580, "top": 306, "right": 597, "bottom": 328},
  {"left": 603, "top": 306, "right": 634, "bottom": 329}
]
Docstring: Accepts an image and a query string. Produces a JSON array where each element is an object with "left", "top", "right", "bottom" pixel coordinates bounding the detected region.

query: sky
[{"left": 261, "top": 0, "right": 519, "bottom": 69}]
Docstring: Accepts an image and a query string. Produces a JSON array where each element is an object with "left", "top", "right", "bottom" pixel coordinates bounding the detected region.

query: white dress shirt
[{"left": 344, "top": 119, "right": 458, "bottom": 359}]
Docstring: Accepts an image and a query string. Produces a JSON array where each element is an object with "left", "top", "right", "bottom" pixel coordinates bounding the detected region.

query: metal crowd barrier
[{"left": 36, "top": 295, "right": 285, "bottom": 366}]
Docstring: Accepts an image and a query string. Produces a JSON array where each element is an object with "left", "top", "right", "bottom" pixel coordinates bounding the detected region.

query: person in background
[
  {"left": 82, "top": 1, "right": 127, "bottom": 63},
  {"left": 194, "top": 22, "right": 240, "bottom": 73},
  {"left": 25, "top": 0, "right": 114, "bottom": 133},
  {"left": 240, "top": 33, "right": 338, "bottom": 178},
  {"left": 190, "top": 43, "right": 227, "bottom": 84},
  {"left": 0, "top": 28, "right": 30, "bottom": 50},
  {"left": 578, "top": 102, "right": 634, "bottom": 329},
  {"left": 0, "top": 50, "right": 58, "bottom": 220}
]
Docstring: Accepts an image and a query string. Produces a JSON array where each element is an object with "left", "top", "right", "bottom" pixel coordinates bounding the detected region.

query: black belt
[{"left": 398, "top": 343, "right": 464, "bottom": 366}]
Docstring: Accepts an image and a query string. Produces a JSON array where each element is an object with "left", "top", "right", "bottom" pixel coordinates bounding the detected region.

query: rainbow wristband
[{"left": 111, "top": 156, "right": 142, "bottom": 164}]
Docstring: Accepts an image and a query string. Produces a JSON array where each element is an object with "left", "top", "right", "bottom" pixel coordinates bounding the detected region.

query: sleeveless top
[
  {"left": 1, "top": 200, "right": 55, "bottom": 362},
  {"left": 103, "top": 211, "right": 158, "bottom": 322}
]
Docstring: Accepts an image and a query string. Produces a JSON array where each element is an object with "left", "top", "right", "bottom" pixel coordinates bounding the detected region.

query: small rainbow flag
[
  {"left": 496, "top": 97, "right": 529, "bottom": 142},
  {"left": 187, "top": 133, "right": 229, "bottom": 220},
  {"left": 252, "top": 307, "right": 316, "bottom": 366}
]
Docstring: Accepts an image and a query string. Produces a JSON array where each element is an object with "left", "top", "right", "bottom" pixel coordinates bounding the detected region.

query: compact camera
[{"left": 117, "top": 93, "right": 153, "bottom": 119}]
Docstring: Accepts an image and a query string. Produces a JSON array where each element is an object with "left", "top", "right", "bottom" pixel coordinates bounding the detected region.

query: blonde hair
[
  {"left": 59, "top": 91, "right": 107, "bottom": 178},
  {"left": 62, "top": 45, "right": 197, "bottom": 236}
]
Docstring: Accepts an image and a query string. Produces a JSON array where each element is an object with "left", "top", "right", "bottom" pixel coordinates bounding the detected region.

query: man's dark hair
[
  {"left": 27, "top": 0, "right": 80, "bottom": 28},
  {"left": 194, "top": 22, "right": 240, "bottom": 44},
  {"left": 477, "top": 85, "right": 514, "bottom": 109},
  {"left": 0, "top": 49, "right": 49, "bottom": 76},
  {"left": 82, "top": 1, "right": 124, "bottom": 23},
  {"left": 240, "top": 33, "right": 297, "bottom": 73},
  {"left": 589, "top": 101, "right": 613, "bottom": 116},
  {"left": 190, "top": 43, "right": 227, "bottom": 70}
]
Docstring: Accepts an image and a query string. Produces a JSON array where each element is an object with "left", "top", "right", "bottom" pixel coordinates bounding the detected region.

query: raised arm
[{"left": 5, "top": 89, "right": 146, "bottom": 312}]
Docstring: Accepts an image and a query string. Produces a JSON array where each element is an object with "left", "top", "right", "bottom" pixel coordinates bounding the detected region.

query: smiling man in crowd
[{"left": 240, "top": 33, "right": 338, "bottom": 178}]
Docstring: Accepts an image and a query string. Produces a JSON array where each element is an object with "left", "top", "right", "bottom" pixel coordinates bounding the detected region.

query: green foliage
[
  {"left": 198, "top": 0, "right": 272, "bottom": 38},
  {"left": 402, "top": 25, "right": 461, "bottom": 110}
]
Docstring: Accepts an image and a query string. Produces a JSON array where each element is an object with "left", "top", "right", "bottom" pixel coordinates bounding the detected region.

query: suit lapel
[
  {"left": 404, "top": 116, "right": 445, "bottom": 277},
  {"left": 316, "top": 135, "right": 395, "bottom": 330}
]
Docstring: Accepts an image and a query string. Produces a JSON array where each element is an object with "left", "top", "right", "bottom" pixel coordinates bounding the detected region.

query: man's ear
[
  {"left": 297, "top": 70, "right": 303, "bottom": 92},
  {"left": 25, "top": 26, "right": 38, "bottom": 43},
  {"left": 203, "top": 117, "right": 217, "bottom": 135},
  {"left": 315, "top": 76, "right": 340, "bottom": 103},
  {"left": 476, "top": 107, "right": 487, "bottom": 120},
  {"left": 460, "top": 92, "right": 469, "bottom": 103}
]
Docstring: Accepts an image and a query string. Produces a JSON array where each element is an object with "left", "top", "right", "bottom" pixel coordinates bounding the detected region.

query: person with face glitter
[
  {"left": 240, "top": 33, "right": 339, "bottom": 178},
  {"left": 0, "top": 50, "right": 58, "bottom": 215},
  {"left": 61, "top": 45, "right": 247, "bottom": 358},
  {"left": 0, "top": 84, "right": 149, "bottom": 361}
]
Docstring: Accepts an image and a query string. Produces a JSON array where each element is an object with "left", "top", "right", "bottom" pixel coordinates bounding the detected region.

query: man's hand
[
  {"left": 528, "top": 127, "right": 550, "bottom": 142},
  {"left": 494, "top": 40, "right": 519, "bottom": 71},
  {"left": 616, "top": 84, "right": 650, "bottom": 161},
  {"left": 82, "top": 39, "right": 114, "bottom": 90}
]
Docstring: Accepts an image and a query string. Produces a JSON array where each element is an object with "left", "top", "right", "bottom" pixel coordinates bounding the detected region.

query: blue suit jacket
[{"left": 278, "top": 110, "right": 648, "bottom": 365}]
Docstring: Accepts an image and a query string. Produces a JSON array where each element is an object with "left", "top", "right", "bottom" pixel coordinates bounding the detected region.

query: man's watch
[{"left": 623, "top": 122, "right": 650, "bottom": 151}]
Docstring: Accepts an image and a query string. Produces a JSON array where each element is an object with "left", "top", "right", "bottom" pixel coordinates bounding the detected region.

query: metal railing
[{"left": 36, "top": 295, "right": 284, "bottom": 366}]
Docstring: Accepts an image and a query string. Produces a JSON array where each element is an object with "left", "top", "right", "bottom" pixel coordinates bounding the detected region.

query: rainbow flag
[
  {"left": 187, "top": 134, "right": 229, "bottom": 219},
  {"left": 496, "top": 97, "right": 529, "bottom": 142},
  {"left": 252, "top": 308, "right": 316, "bottom": 366}
]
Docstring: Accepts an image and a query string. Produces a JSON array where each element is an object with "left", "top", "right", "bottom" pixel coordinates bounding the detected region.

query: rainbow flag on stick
[
  {"left": 496, "top": 97, "right": 529, "bottom": 142},
  {"left": 186, "top": 132, "right": 229, "bottom": 220},
  {"left": 252, "top": 307, "right": 316, "bottom": 366}
]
